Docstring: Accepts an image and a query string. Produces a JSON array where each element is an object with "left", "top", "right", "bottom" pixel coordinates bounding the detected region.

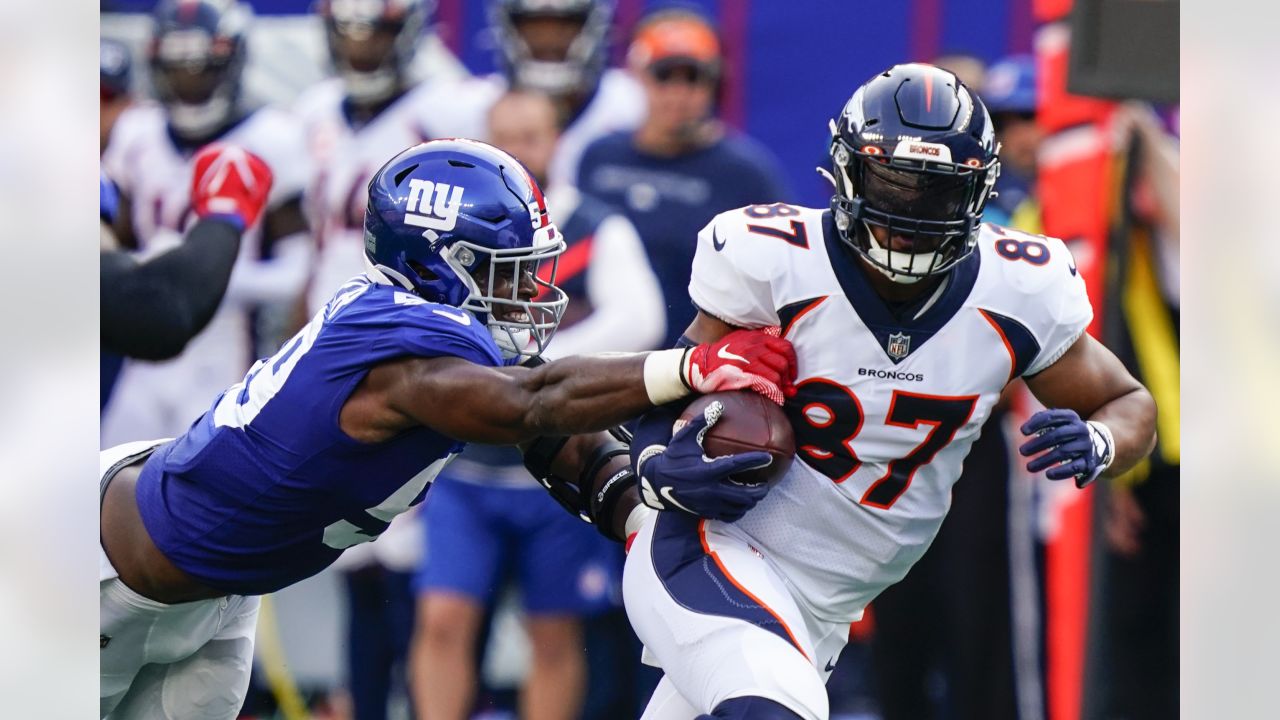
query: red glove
[
  {"left": 684, "top": 326, "right": 797, "bottom": 405},
  {"left": 190, "top": 143, "right": 273, "bottom": 231}
]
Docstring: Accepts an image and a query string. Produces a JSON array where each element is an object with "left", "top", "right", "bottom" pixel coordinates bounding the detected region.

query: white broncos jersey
[
  {"left": 689, "top": 203, "right": 1092, "bottom": 623},
  {"left": 296, "top": 77, "right": 496, "bottom": 313}
]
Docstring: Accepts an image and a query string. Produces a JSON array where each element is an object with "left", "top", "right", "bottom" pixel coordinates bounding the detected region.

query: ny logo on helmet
[{"left": 405, "top": 179, "right": 464, "bottom": 232}]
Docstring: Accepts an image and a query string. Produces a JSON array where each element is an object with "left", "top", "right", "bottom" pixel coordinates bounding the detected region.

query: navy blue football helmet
[
  {"left": 317, "top": 0, "right": 431, "bottom": 105},
  {"left": 828, "top": 63, "right": 1000, "bottom": 284},
  {"left": 490, "top": 0, "right": 612, "bottom": 97},
  {"left": 149, "top": 0, "right": 252, "bottom": 142},
  {"left": 364, "top": 139, "right": 568, "bottom": 358}
]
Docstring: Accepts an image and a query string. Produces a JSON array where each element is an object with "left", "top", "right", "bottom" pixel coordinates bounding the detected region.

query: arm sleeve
[
  {"left": 100, "top": 218, "right": 242, "bottom": 360},
  {"left": 542, "top": 215, "right": 666, "bottom": 359}
]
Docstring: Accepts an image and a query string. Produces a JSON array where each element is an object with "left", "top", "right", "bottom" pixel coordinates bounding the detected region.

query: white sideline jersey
[
  {"left": 296, "top": 77, "right": 498, "bottom": 313},
  {"left": 690, "top": 204, "right": 1092, "bottom": 623},
  {"left": 101, "top": 103, "right": 311, "bottom": 442}
]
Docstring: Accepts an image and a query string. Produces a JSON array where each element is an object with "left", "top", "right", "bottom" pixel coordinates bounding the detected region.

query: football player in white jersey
[
  {"left": 484, "top": 0, "right": 646, "bottom": 187},
  {"left": 554, "top": 64, "right": 1158, "bottom": 720},
  {"left": 101, "top": 0, "right": 312, "bottom": 444},
  {"left": 297, "top": 0, "right": 498, "bottom": 314}
]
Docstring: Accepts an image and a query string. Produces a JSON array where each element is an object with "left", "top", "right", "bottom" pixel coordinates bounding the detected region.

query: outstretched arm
[
  {"left": 360, "top": 326, "right": 795, "bottom": 446},
  {"left": 392, "top": 353, "right": 658, "bottom": 443}
]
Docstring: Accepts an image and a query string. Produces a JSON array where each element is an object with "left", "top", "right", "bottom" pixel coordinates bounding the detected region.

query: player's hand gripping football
[
  {"left": 683, "top": 327, "right": 797, "bottom": 405},
  {"left": 636, "top": 400, "right": 774, "bottom": 522},
  {"left": 190, "top": 143, "right": 274, "bottom": 231},
  {"left": 1019, "top": 408, "right": 1115, "bottom": 488}
]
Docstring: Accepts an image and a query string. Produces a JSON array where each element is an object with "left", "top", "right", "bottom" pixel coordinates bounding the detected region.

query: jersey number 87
[{"left": 785, "top": 380, "right": 978, "bottom": 509}]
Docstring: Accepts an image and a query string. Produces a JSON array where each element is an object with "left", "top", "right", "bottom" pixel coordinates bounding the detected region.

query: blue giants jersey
[{"left": 133, "top": 275, "right": 505, "bottom": 596}]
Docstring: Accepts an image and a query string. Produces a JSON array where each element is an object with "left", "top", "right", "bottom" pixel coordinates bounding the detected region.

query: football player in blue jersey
[{"left": 98, "top": 138, "right": 796, "bottom": 720}]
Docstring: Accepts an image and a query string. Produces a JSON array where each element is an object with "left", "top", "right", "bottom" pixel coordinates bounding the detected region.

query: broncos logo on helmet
[{"left": 363, "top": 139, "right": 568, "bottom": 359}]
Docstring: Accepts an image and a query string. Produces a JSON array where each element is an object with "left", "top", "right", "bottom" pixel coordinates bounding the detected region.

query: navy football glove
[
  {"left": 635, "top": 401, "right": 774, "bottom": 522},
  {"left": 1019, "top": 408, "right": 1115, "bottom": 488}
]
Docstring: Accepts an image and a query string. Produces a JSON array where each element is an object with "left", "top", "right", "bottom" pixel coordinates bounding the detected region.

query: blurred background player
[
  {"left": 577, "top": 7, "right": 790, "bottom": 348},
  {"left": 486, "top": 0, "right": 645, "bottom": 188},
  {"left": 297, "top": 0, "right": 494, "bottom": 316},
  {"left": 410, "top": 89, "right": 663, "bottom": 720},
  {"left": 101, "top": 0, "right": 312, "bottom": 445}
]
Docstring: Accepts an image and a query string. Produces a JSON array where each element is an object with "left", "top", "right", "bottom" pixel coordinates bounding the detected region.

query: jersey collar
[{"left": 822, "top": 211, "right": 981, "bottom": 364}]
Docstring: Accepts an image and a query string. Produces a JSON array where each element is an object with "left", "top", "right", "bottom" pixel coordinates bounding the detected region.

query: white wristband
[
  {"left": 1087, "top": 421, "right": 1115, "bottom": 468},
  {"left": 1083, "top": 420, "right": 1116, "bottom": 486},
  {"left": 643, "top": 348, "right": 692, "bottom": 405}
]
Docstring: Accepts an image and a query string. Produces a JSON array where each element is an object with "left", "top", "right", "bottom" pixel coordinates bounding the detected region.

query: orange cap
[{"left": 627, "top": 14, "right": 721, "bottom": 71}]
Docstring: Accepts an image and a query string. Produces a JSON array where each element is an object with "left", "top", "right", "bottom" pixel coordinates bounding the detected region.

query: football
[{"left": 677, "top": 390, "right": 796, "bottom": 487}]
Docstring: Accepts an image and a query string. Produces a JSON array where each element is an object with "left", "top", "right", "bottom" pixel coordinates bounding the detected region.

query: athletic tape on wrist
[{"left": 643, "top": 349, "right": 692, "bottom": 405}]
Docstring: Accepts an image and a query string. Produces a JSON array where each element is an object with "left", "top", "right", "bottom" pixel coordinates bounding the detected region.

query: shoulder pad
[
  {"left": 975, "top": 224, "right": 1093, "bottom": 375},
  {"left": 688, "top": 204, "right": 824, "bottom": 328}
]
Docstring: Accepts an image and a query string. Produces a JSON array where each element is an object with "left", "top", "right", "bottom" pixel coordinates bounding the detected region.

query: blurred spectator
[
  {"left": 409, "top": 89, "right": 662, "bottom": 720},
  {"left": 100, "top": 0, "right": 312, "bottom": 445},
  {"left": 100, "top": 38, "right": 132, "bottom": 155},
  {"left": 577, "top": 8, "right": 789, "bottom": 348},
  {"left": 293, "top": 4, "right": 493, "bottom": 719},
  {"left": 982, "top": 54, "right": 1043, "bottom": 230},
  {"left": 1092, "top": 101, "right": 1179, "bottom": 720},
  {"left": 485, "top": 0, "right": 646, "bottom": 188}
]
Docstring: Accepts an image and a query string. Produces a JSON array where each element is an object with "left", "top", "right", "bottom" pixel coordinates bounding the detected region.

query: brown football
[{"left": 677, "top": 391, "right": 796, "bottom": 487}]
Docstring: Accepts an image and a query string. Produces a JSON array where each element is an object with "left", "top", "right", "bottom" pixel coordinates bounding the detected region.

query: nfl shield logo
[{"left": 887, "top": 332, "right": 911, "bottom": 360}]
